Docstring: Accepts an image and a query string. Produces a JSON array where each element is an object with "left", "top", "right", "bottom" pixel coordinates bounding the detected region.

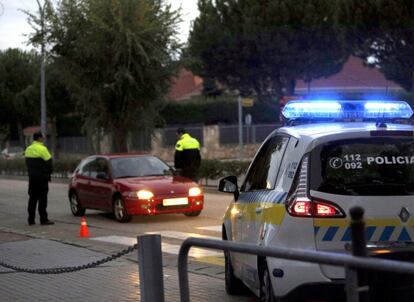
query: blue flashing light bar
[{"left": 282, "top": 100, "right": 413, "bottom": 120}]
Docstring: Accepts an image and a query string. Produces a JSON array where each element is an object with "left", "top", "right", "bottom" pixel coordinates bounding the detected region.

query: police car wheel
[
  {"left": 113, "top": 197, "right": 132, "bottom": 223},
  {"left": 184, "top": 210, "right": 201, "bottom": 217},
  {"left": 260, "top": 262, "right": 276, "bottom": 302},
  {"left": 224, "top": 250, "right": 246, "bottom": 295},
  {"left": 69, "top": 192, "right": 86, "bottom": 216}
]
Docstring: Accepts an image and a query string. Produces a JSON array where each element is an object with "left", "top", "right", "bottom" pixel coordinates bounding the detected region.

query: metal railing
[{"left": 176, "top": 207, "right": 414, "bottom": 302}]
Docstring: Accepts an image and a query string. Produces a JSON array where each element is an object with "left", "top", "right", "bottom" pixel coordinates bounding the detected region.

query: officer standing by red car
[
  {"left": 174, "top": 128, "right": 201, "bottom": 182},
  {"left": 25, "top": 132, "right": 54, "bottom": 225}
]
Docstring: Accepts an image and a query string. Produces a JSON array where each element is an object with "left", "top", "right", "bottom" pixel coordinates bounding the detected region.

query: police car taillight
[
  {"left": 286, "top": 155, "right": 345, "bottom": 218},
  {"left": 288, "top": 197, "right": 344, "bottom": 218}
]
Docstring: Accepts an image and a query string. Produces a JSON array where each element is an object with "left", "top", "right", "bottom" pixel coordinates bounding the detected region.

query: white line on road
[
  {"left": 146, "top": 230, "right": 219, "bottom": 241},
  {"left": 196, "top": 225, "right": 222, "bottom": 232},
  {"left": 91, "top": 235, "right": 222, "bottom": 258}
]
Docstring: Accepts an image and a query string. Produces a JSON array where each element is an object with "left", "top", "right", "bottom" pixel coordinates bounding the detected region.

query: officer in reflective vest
[
  {"left": 174, "top": 128, "right": 201, "bottom": 182},
  {"left": 24, "top": 132, "right": 54, "bottom": 225}
]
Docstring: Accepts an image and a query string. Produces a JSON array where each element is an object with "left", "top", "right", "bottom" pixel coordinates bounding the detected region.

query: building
[
  {"left": 168, "top": 69, "right": 203, "bottom": 101},
  {"left": 295, "top": 56, "right": 403, "bottom": 95},
  {"left": 168, "top": 56, "right": 404, "bottom": 101}
]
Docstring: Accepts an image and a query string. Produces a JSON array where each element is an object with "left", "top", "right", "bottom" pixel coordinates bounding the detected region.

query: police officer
[
  {"left": 174, "top": 128, "right": 201, "bottom": 182},
  {"left": 25, "top": 132, "right": 54, "bottom": 225}
]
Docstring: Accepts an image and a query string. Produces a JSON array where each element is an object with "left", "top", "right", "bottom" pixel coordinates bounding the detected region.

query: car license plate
[{"left": 163, "top": 197, "right": 188, "bottom": 206}]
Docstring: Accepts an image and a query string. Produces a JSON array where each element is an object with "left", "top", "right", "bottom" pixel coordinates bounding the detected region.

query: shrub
[
  {"left": 0, "top": 157, "right": 82, "bottom": 178},
  {"left": 199, "top": 159, "right": 250, "bottom": 180},
  {"left": 0, "top": 158, "right": 250, "bottom": 182}
]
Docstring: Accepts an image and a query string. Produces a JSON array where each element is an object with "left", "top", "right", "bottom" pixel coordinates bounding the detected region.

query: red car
[{"left": 68, "top": 154, "right": 204, "bottom": 222}]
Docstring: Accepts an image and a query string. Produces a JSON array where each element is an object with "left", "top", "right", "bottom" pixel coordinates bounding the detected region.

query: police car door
[{"left": 239, "top": 134, "right": 290, "bottom": 288}]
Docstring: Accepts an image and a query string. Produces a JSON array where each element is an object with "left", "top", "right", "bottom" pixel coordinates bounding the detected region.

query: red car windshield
[{"left": 110, "top": 156, "right": 172, "bottom": 179}]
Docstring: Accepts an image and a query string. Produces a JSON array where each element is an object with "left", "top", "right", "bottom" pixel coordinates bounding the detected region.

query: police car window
[
  {"left": 241, "top": 135, "right": 289, "bottom": 192},
  {"left": 310, "top": 137, "right": 414, "bottom": 196}
]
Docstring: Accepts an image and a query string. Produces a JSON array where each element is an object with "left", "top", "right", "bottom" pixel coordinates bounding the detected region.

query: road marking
[
  {"left": 91, "top": 235, "right": 222, "bottom": 258},
  {"left": 196, "top": 255, "right": 225, "bottom": 266},
  {"left": 196, "top": 225, "right": 222, "bottom": 232},
  {"left": 146, "top": 230, "right": 219, "bottom": 241}
]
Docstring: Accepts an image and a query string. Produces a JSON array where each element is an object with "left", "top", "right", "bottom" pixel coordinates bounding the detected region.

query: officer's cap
[
  {"left": 176, "top": 128, "right": 187, "bottom": 135},
  {"left": 33, "top": 132, "right": 44, "bottom": 141}
]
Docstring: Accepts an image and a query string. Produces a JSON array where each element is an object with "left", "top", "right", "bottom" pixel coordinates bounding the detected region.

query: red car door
[
  {"left": 88, "top": 157, "right": 113, "bottom": 211},
  {"left": 75, "top": 158, "right": 96, "bottom": 207}
]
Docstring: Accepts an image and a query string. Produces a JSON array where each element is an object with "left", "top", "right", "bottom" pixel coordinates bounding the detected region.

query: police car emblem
[
  {"left": 329, "top": 157, "right": 343, "bottom": 169},
  {"left": 399, "top": 207, "right": 410, "bottom": 223}
]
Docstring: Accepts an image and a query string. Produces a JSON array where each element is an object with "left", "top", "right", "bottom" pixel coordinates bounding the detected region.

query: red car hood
[{"left": 115, "top": 175, "right": 199, "bottom": 195}]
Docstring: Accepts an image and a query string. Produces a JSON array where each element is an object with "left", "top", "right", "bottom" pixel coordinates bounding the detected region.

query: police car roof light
[{"left": 282, "top": 100, "right": 413, "bottom": 120}]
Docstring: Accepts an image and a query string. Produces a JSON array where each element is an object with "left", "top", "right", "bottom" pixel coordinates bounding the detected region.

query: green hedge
[
  {"left": 199, "top": 159, "right": 250, "bottom": 180},
  {"left": 0, "top": 158, "right": 82, "bottom": 178},
  {"left": 0, "top": 158, "right": 250, "bottom": 181}
]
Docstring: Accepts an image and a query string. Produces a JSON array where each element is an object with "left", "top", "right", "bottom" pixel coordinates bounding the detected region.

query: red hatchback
[{"left": 68, "top": 154, "right": 204, "bottom": 222}]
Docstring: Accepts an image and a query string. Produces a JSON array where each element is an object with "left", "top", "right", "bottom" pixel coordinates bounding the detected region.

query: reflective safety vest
[
  {"left": 25, "top": 141, "right": 53, "bottom": 179},
  {"left": 25, "top": 141, "right": 52, "bottom": 161},
  {"left": 175, "top": 133, "right": 200, "bottom": 151}
]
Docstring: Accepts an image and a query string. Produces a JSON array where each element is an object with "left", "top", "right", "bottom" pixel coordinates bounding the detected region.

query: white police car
[{"left": 219, "top": 99, "right": 414, "bottom": 301}]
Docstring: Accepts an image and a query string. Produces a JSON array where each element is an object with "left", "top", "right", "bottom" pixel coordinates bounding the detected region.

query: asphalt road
[
  {"left": 0, "top": 178, "right": 258, "bottom": 298},
  {"left": 0, "top": 177, "right": 339, "bottom": 302},
  {"left": 0, "top": 177, "right": 231, "bottom": 233},
  {"left": 0, "top": 177, "right": 263, "bottom": 302}
]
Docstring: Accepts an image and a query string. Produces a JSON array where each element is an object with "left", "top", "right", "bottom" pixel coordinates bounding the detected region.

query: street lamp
[{"left": 36, "top": 0, "right": 47, "bottom": 137}]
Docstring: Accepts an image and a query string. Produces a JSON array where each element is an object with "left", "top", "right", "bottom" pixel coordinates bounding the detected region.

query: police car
[{"left": 219, "top": 99, "right": 414, "bottom": 301}]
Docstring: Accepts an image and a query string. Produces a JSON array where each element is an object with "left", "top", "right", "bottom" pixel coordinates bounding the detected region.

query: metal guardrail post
[
  {"left": 138, "top": 235, "right": 165, "bottom": 302},
  {"left": 347, "top": 206, "right": 368, "bottom": 302},
  {"left": 350, "top": 207, "right": 367, "bottom": 257},
  {"left": 178, "top": 243, "right": 191, "bottom": 302}
]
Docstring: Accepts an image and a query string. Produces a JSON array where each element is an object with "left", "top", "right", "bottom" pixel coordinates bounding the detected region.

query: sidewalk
[{"left": 0, "top": 230, "right": 255, "bottom": 302}]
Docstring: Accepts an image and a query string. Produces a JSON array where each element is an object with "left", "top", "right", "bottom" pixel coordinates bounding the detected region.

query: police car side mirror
[{"left": 218, "top": 175, "right": 239, "bottom": 195}]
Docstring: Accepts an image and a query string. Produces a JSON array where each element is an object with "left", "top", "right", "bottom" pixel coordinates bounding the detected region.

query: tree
[
  {"left": 28, "top": 0, "right": 182, "bottom": 152},
  {"left": 187, "top": 0, "right": 349, "bottom": 105},
  {"left": 337, "top": 0, "right": 414, "bottom": 92},
  {"left": 0, "top": 48, "right": 40, "bottom": 146}
]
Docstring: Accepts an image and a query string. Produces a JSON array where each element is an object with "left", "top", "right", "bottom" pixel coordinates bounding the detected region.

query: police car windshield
[{"left": 310, "top": 137, "right": 414, "bottom": 196}]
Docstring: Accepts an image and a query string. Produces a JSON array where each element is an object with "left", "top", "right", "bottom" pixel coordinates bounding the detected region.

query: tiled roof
[
  {"left": 168, "top": 57, "right": 403, "bottom": 101},
  {"left": 168, "top": 69, "right": 203, "bottom": 101},
  {"left": 295, "top": 56, "right": 402, "bottom": 93}
]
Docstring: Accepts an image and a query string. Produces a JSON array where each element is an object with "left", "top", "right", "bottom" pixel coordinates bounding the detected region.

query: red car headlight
[
  {"left": 188, "top": 187, "right": 202, "bottom": 197},
  {"left": 128, "top": 190, "right": 154, "bottom": 200}
]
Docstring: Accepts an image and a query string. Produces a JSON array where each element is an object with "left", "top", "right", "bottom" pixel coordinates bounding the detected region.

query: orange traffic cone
[{"left": 79, "top": 217, "right": 90, "bottom": 238}]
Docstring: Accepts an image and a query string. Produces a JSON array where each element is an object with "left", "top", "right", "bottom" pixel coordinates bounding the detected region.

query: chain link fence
[{"left": 0, "top": 243, "right": 138, "bottom": 274}]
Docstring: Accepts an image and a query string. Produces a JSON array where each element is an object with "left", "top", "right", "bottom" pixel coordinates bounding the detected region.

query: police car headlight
[{"left": 189, "top": 187, "right": 202, "bottom": 197}]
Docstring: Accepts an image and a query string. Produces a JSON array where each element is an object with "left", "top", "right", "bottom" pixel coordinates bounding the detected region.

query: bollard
[
  {"left": 138, "top": 235, "right": 165, "bottom": 302},
  {"left": 350, "top": 207, "right": 367, "bottom": 257},
  {"left": 349, "top": 206, "right": 369, "bottom": 302}
]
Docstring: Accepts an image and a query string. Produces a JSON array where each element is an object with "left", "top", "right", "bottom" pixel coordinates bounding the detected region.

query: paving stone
[{"left": 0, "top": 235, "right": 256, "bottom": 302}]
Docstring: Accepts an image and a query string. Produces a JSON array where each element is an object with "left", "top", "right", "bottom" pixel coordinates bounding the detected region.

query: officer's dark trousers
[
  {"left": 181, "top": 169, "right": 199, "bottom": 183},
  {"left": 27, "top": 177, "right": 49, "bottom": 224}
]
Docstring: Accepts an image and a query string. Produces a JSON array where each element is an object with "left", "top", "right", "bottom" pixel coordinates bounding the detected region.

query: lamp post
[
  {"left": 36, "top": 0, "right": 47, "bottom": 137},
  {"left": 238, "top": 96, "right": 243, "bottom": 159}
]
